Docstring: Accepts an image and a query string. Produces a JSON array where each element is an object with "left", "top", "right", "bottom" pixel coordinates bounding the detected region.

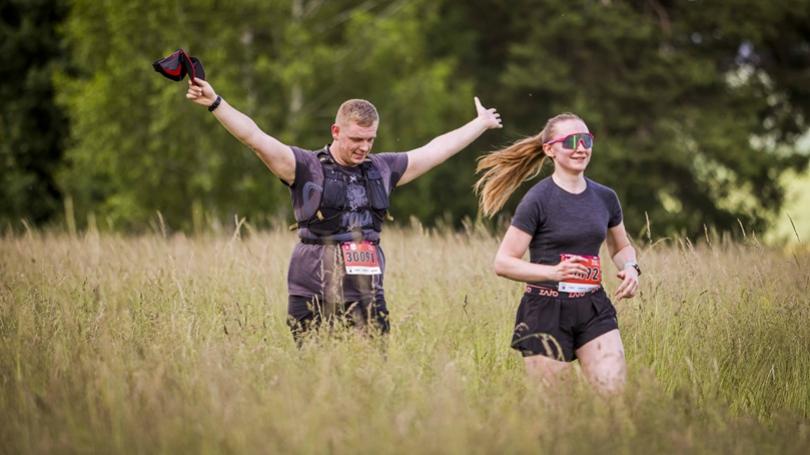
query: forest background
[{"left": 2, "top": 0, "right": 810, "bottom": 241}]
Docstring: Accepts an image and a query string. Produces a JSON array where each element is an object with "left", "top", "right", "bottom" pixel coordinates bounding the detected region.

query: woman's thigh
[
  {"left": 575, "top": 329, "right": 626, "bottom": 394},
  {"left": 523, "top": 354, "right": 571, "bottom": 383}
]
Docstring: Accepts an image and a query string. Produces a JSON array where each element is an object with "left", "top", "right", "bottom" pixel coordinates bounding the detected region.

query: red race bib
[
  {"left": 341, "top": 241, "right": 382, "bottom": 275},
  {"left": 558, "top": 254, "right": 602, "bottom": 292}
]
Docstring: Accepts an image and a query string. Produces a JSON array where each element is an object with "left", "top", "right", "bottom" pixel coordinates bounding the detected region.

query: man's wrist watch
[
  {"left": 208, "top": 95, "right": 222, "bottom": 112},
  {"left": 624, "top": 261, "right": 642, "bottom": 276}
]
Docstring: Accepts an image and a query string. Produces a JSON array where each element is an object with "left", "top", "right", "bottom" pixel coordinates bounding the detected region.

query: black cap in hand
[{"left": 153, "top": 48, "right": 205, "bottom": 82}]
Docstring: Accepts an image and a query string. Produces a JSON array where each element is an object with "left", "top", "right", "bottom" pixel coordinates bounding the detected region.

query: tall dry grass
[{"left": 1, "top": 226, "right": 808, "bottom": 454}]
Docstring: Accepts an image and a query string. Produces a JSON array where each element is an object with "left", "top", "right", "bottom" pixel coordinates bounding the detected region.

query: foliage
[
  {"left": 54, "top": 0, "right": 470, "bottom": 231},
  {"left": 450, "top": 0, "right": 810, "bottom": 236},
  {"left": 3, "top": 0, "right": 810, "bottom": 237},
  {"left": 0, "top": 0, "right": 69, "bottom": 226}
]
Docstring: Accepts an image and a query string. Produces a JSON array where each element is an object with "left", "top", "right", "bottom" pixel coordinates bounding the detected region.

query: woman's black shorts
[{"left": 511, "top": 286, "right": 618, "bottom": 362}]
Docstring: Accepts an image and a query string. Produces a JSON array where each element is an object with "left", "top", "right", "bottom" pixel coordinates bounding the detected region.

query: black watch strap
[{"left": 208, "top": 95, "right": 222, "bottom": 112}]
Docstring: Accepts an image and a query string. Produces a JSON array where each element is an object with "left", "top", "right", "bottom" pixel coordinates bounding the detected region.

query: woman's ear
[{"left": 542, "top": 143, "right": 554, "bottom": 159}]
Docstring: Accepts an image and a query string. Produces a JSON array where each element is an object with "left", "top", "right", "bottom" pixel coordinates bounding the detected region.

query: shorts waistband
[
  {"left": 524, "top": 284, "right": 602, "bottom": 299},
  {"left": 300, "top": 238, "right": 380, "bottom": 245}
]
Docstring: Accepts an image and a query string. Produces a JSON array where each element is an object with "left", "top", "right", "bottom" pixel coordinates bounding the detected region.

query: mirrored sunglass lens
[
  {"left": 562, "top": 135, "right": 577, "bottom": 149},
  {"left": 579, "top": 134, "right": 593, "bottom": 148}
]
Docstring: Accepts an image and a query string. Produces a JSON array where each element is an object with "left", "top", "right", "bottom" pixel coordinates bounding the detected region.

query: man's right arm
[{"left": 187, "top": 78, "right": 296, "bottom": 185}]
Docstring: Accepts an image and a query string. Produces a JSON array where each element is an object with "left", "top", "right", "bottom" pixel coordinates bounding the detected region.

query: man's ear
[{"left": 331, "top": 124, "right": 340, "bottom": 141}]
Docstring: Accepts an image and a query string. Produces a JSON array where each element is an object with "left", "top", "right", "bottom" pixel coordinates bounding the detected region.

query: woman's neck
[{"left": 551, "top": 170, "right": 586, "bottom": 194}]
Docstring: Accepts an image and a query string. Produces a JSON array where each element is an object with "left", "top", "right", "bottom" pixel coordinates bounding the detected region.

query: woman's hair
[{"left": 474, "top": 112, "right": 582, "bottom": 217}]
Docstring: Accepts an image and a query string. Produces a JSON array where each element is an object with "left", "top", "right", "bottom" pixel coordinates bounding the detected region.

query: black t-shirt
[{"left": 511, "top": 176, "right": 623, "bottom": 284}]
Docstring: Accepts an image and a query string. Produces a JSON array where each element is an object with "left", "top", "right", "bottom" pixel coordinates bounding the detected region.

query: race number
[
  {"left": 558, "top": 254, "right": 602, "bottom": 293},
  {"left": 341, "top": 241, "right": 382, "bottom": 275}
]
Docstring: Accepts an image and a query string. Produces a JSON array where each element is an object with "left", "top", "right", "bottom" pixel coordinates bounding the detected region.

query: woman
[{"left": 475, "top": 113, "right": 640, "bottom": 394}]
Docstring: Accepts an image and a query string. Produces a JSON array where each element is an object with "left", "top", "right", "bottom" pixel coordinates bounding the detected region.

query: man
[{"left": 186, "top": 78, "right": 502, "bottom": 342}]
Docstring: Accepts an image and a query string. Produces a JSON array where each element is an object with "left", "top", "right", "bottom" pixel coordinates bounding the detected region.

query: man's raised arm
[
  {"left": 187, "top": 78, "right": 296, "bottom": 185},
  {"left": 397, "top": 97, "right": 502, "bottom": 186}
]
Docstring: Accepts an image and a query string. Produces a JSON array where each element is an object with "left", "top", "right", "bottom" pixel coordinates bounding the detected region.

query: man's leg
[
  {"left": 287, "top": 295, "right": 323, "bottom": 347},
  {"left": 350, "top": 296, "right": 390, "bottom": 335}
]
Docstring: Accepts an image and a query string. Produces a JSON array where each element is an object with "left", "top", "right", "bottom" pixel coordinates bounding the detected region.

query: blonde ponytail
[{"left": 474, "top": 113, "right": 582, "bottom": 217}]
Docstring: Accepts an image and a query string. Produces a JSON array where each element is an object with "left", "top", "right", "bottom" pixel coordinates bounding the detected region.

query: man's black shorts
[{"left": 511, "top": 286, "right": 618, "bottom": 362}]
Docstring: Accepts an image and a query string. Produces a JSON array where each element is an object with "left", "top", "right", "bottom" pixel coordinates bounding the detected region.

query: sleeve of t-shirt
[
  {"left": 608, "top": 190, "right": 623, "bottom": 228},
  {"left": 284, "top": 146, "right": 316, "bottom": 189},
  {"left": 511, "top": 190, "right": 544, "bottom": 236},
  {"left": 377, "top": 152, "right": 409, "bottom": 188}
]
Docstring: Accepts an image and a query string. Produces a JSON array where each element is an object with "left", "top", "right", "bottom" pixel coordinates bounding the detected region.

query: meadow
[{"left": 1, "top": 225, "right": 809, "bottom": 454}]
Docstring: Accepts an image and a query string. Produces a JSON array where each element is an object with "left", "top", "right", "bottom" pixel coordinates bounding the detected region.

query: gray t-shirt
[
  {"left": 511, "top": 176, "right": 623, "bottom": 286},
  {"left": 285, "top": 146, "right": 408, "bottom": 301}
]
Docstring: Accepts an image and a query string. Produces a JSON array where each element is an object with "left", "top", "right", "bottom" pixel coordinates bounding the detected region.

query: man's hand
[
  {"left": 614, "top": 266, "right": 639, "bottom": 300},
  {"left": 186, "top": 77, "right": 218, "bottom": 108},
  {"left": 474, "top": 96, "right": 503, "bottom": 130},
  {"left": 397, "top": 96, "right": 502, "bottom": 186}
]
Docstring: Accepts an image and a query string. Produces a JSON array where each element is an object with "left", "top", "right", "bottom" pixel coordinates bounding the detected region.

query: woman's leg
[
  {"left": 524, "top": 354, "right": 571, "bottom": 385},
  {"left": 575, "top": 329, "right": 626, "bottom": 394}
]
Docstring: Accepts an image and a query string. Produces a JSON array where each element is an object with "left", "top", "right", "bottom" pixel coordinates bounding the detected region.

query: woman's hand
[
  {"left": 614, "top": 266, "right": 639, "bottom": 299},
  {"left": 552, "top": 255, "right": 590, "bottom": 282}
]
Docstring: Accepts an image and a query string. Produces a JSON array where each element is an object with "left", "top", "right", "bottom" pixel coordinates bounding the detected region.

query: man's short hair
[{"left": 335, "top": 99, "right": 379, "bottom": 127}]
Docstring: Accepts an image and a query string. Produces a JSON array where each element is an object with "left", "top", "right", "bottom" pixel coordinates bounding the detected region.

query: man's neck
[{"left": 327, "top": 144, "right": 357, "bottom": 167}]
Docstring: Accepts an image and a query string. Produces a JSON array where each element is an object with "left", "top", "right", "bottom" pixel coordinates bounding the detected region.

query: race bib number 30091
[
  {"left": 558, "top": 254, "right": 602, "bottom": 293},
  {"left": 341, "top": 241, "right": 382, "bottom": 275}
]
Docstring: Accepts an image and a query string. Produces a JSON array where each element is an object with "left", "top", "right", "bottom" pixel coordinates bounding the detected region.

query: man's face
[{"left": 330, "top": 120, "right": 378, "bottom": 166}]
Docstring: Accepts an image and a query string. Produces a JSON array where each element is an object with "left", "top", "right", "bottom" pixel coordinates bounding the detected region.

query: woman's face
[{"left": 543, "top": 118, "right": 592, "bottom": 175}]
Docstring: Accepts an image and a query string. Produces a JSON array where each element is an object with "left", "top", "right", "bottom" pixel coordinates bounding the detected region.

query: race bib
[
  {"left": 341, "top": 241, "right": 382, "bottom": 275},
  {"left": 558, "top": 254, "right": 602, "bottom": 293}
]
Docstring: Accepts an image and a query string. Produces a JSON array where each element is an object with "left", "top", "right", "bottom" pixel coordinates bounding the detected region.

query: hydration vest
[{"left": 294, "top": 148, "right": 391, "bottom": 238}]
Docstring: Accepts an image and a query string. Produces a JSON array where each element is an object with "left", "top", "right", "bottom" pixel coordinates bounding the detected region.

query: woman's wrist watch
[{"left": 624, "top": 261, "right": 642, "bottom": 276}]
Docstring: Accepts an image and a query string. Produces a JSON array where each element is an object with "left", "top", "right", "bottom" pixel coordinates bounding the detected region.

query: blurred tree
[
  {"left": 0, "top": 0, "right": 69, "bottom": 226},
  {"left": 450, "top": 0, "right": 810, "bottom": 238},
  {"left": 44, "top": 0, "right": 810, "bottom": 237},
  {"left": 57, "top": 0, "right": 292, "bottom": 231},
  {"left": 57, "top": 0, "right": 472, "bottom": 232}
]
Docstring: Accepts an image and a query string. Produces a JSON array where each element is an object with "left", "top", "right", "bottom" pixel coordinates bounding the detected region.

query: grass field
[{"left": 2, "top": 226, "right": 809, "bottom": 454}]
